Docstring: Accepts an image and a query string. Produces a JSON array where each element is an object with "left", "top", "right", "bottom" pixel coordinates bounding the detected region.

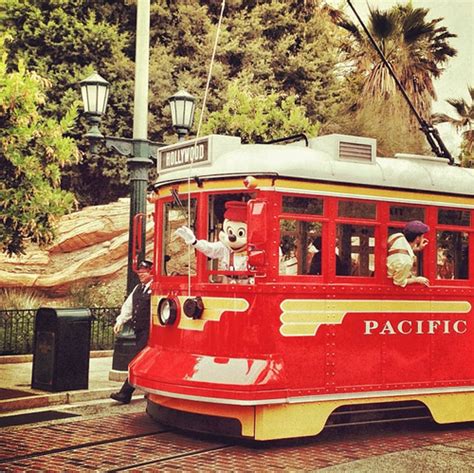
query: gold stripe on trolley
[
  {"left": 157, "top": 177, "right": 474, "bottom": 207},
  {"left": 279, "top": 299, "right": 472, "bottom": 337},
  {"left": 274, "top": 180, "right": 474, "bottom": 207}
]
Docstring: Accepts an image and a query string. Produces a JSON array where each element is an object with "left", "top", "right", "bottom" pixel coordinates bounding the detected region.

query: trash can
[
  {"left": 111, "top": 324, "right": 137, "bottom": 372},
  {"left": 32, "top": 308, "right": 92, "bottom": 392}
]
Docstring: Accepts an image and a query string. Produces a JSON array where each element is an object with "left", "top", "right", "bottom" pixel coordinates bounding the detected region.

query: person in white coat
[{"left": 175, "top": 201, "right": 248, "bottom": 277}]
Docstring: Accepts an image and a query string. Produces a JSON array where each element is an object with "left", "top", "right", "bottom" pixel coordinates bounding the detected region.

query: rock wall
[{"left": 0, "top": 199, "right": 154, "bottom": 296}]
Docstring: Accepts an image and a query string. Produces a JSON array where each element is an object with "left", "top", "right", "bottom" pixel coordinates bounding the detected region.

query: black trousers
[{"left": 118, "top": 329, "right": 149, "bottom": 397}]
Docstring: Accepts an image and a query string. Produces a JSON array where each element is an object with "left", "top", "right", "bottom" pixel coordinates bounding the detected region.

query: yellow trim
[
  {"left": 424, "top": 392, "right": 474, "bottom": 424},
  {"left": 159, "top": 178, "right": 275, "bottom": 197},
  {"left": 148, "top": 391, "right": 474, "bottom": 440},
  {"left": 152, "top": 295, "right": 249, "bottom": 331},
  {"left": 280, "top": 299, "right": 472, "bottom": 337},
  {"left": 275, "top": 179, "right": 474, "bottom": 207},
  {"left": 156, "top": 177, "right": 474, "bottom": 207}
]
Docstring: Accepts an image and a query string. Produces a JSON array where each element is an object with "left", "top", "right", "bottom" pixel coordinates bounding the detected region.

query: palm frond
[
  {"left": 431, "top": 112, "right": 459, "bottom": 126},
  {"left": 446, "top": 98, "right": 469, "bottom": 118},
  {"left": 468, "top": 85, "right": 474, "bottom": 102},
  {"left": 368, "top": 8, "right": 397, "bottom": 40}
]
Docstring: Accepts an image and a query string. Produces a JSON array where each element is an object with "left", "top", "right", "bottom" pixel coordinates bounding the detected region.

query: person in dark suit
[
  {"left": 110, "top": 260, "right": 153, "bottom": 404},
  {"left": 309, "top": 236, "right": 345, "bottom": 275}
]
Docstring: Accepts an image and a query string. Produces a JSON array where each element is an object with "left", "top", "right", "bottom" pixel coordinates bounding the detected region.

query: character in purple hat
[
  {"left": 175, "top": 201, "right": 248, "bottom": 280},
  {"left": 387, "top": 220, "right": 430, "bottom": 287}
]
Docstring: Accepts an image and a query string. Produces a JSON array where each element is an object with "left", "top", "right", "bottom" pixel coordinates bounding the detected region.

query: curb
[
  {"left": 109, "top": 369, "right": 128, "bottom": 382},
  {"left": 0, "top": 388, "right": 117, "bottom": 414},
  {"left": 0, "top": 351, "right": 114, "bottom": 364}
]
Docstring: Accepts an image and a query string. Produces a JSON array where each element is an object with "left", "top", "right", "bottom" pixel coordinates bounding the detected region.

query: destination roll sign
[{"left": 159, "top": 138, "right": 209, "bottom": 172}]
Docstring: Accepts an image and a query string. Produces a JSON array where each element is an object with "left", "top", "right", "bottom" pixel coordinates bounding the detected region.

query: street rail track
[{"left": 0, "top": 410, "right": 473, "bottom": 471}]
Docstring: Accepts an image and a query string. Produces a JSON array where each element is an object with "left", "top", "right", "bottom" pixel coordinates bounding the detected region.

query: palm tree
[
  {"left": 336, "top": 2, "right": 457, "bottom": 122},
  {"left": 432, "top": 86, "right": 474, "bottom": 166}
]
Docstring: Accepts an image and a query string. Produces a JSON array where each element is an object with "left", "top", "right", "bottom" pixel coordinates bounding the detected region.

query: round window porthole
[{"left": 157, "top": 298, "right": 178, "bottom": 326}]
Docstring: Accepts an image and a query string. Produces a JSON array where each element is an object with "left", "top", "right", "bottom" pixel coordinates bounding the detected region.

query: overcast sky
[{"left": 328, "top": 0, "right": 474, "bottom": 154}]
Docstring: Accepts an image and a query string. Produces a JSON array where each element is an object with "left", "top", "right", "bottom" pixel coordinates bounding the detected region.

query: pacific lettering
[{"left": 364, "top": 319, "right": 468, "bottom": 335}]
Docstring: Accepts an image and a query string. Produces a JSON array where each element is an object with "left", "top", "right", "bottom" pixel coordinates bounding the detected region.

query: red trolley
[{"left": 130, "top": 133, "right": 474, "bottom": 440}]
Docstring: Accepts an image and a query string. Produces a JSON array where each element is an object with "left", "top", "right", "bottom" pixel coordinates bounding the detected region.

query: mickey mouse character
[{"left": 175, "top": 201, "right": 248, "bottom": 274}]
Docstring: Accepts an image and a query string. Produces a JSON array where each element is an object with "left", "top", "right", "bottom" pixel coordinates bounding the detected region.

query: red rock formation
[{"left": 0, "top": 199, "right": 154, "bottom": 296}]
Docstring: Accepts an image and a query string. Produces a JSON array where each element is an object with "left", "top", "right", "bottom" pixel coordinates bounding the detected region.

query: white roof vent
[{"left": 309, "top": 134, "right": 376, "bottom": 164}]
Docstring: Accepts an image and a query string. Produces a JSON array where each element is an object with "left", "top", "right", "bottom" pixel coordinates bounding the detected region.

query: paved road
[{"left": 0, "top": 402, "right": 473, "bottom": 472}]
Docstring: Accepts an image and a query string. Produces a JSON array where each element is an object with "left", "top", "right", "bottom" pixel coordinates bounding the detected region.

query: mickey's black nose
[{"left": 228, "top": 234, "right": 237, "bottom": 242}]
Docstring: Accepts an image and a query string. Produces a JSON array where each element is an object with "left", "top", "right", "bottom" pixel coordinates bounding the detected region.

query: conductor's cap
[{"left": 137, "top": 259, "right": 153, "bottom": 270}]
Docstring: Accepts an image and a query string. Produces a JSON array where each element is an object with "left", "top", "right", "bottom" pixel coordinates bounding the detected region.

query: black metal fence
[{"left": 0, "top": 307, "right": 119, "bottom": 355}]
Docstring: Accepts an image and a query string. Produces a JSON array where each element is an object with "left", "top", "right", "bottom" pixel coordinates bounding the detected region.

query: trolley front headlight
[
  {"left": 157, "top": 297, "right": 178, "bottom": 326},
  {"left": 183, "top": 296, "right": 204, "bottom": 319}
]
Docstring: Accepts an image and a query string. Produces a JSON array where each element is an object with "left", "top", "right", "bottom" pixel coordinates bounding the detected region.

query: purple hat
[{"left": 403, "top": 220, "right": 429, "bottom": 234}]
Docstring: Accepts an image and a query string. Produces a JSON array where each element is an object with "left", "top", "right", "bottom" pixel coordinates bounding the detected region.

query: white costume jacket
[
  {"left": 194, "top": 240, "right": 247, "bottom": 271},
  {"left": 387, "top": 233, "right": 416, "bottom": 287}
]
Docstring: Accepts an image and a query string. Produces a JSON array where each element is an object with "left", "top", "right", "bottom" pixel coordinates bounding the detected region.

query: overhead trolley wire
[{"left": 186, "top": 0, "right": 226, "bottom": 296}]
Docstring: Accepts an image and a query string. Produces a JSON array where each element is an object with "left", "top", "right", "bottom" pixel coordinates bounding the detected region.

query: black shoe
[{"left": 110, "top": 391, "right": 132, "bottom": 404}]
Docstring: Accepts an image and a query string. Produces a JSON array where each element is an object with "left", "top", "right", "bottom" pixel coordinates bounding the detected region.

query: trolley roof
[{"left": 155, "top": 134, "right": 474, "bottom": 197}]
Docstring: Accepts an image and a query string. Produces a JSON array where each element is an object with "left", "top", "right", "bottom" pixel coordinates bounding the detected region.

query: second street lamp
[{"left": 168, "top": 90, "right": 196, "bottom": 141}]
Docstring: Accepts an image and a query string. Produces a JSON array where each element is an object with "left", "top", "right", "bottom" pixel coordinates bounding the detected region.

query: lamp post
[
  {"left": 79, "top": 77, "right": 197, "bottom": 286},
  {"left": 78, "top": 0, "right": 197, "bottom": 380},
  {"left": 79, "top": 72, "right": 161, "bottom": 293},
  {"left": 79, "top": 73, "right": 196, "bottom": 376},
  {"left": 79, "top": 78, "right": 197, "bottom": 287}
]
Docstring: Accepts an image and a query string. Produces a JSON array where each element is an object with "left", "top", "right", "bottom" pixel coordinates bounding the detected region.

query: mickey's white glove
[{"left": 175, "top": 226, "right": 197, "bottom": 245}]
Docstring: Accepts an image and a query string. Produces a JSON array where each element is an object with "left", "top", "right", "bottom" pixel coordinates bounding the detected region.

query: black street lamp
[
  {"left": 79, "top": 72, "right": 110, "bottom": 140},
  {"left": 168, "top": 90, "right": 197, "bottom": 141},
  {"left": 79, "top": 76, "right": 197, "bottom": 289}
]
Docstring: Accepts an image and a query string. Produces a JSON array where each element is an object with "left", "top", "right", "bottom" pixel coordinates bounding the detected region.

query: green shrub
[
  {"left": 69, "top": 281, "right": 126, "bottom": 308},
  {"left": 0, "top": 288, "right": 45, "bottom": 310}
]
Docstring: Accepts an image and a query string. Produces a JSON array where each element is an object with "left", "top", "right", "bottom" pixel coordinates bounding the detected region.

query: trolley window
[
  {"left": 162, "top": 198, "right": 197, "bottom": 276},
  {"left": 390, "top": 205, "right": 425, "bottom": 222},
  {"left": 336, "top": 224, "right": 375, "bottom": 277},
  {"left": 338, "top": 200, "right": 376, "bottom": 219},
  {"left": 283, "top": 196, "right": 323, "bottom": 215},
  {"left": 436, "top": 230, "right": 469, "bottom": 280},
  {"left": 280, "top": 219, "right": 323, "bottom": 275},
  {"left": 438, "top": 209, "right": 470, "bottom": 227}
]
